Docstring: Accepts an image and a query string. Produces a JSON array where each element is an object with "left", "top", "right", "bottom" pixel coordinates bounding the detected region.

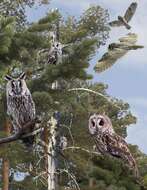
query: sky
[{"left": 26, "top": 0, "right": 147, "bottom": 153}]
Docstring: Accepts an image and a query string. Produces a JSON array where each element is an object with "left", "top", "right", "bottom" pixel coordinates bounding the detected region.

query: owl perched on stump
[
  {"left": 5, "top": 72, "right": 36, "bottom": 147},
  {"left": 88, "top": 114, "right": 138, "bottom": 178}
]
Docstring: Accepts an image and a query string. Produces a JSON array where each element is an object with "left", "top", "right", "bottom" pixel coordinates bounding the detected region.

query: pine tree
[
  {"left": 0, "top": 0, "right": 50, "bottom": 26},
  {"left": 0, "top": 3, "right": 147, "bottom": 190}
]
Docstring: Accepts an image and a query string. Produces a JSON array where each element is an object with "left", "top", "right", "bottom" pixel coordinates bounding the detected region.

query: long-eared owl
[{"left": 5, "top": 72, "right": 36, "bottom": 146}]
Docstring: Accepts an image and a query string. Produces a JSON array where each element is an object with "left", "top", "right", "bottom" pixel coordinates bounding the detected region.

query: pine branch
[
  {"left": 0, "top": 119, "right": 38, "bottom": 145},
  {"left": 68, "top": 88, "right": 121, "bottom": 109},
  {"left": 63, "top": 146, "right": 101, "bottom": 156}
]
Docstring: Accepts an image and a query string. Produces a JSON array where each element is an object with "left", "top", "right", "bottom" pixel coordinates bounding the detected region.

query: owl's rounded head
[
  {"left": 88, "top": 114, "right": 114, "bottom": 135},
  {"left": 5, "top": 72, "right": 28, "bottom": 97},
  {"left": 52, "top": 41, "right": 62, "bottom": 55}
]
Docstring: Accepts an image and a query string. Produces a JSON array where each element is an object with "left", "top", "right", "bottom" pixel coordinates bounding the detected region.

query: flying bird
[
  {"left": 109, "top": 2, "right": 138, "bottom": 30},
  {"left": 88, "top": 114, "right": 139, "bottom": 178},
  {"left": 94, "top": 33, "right": 144, "bottom": 73}
]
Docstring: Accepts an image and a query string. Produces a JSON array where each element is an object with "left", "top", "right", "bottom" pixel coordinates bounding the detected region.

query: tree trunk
[
  {"left": 89, "top": 177, "right": 95, "bottom": 188},
  {"left": 2, "top": 158, "right": 9, "bottom": 190},
  {"left": 43, "top": 125, "right": 49, "bottom": 174},
  {"left": 47, "top": 117, "right": 58, "bottom": 190},
  {"left": 2, "top": 119, "right": 11, "bottom": 190}
]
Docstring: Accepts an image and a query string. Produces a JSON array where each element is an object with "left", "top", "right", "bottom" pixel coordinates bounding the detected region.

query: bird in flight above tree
[
  {"left": 94, "top": 33, "right": 144, "bottom": 73},
  {"left": 109, "top": 2, "right": 137, "bottom": 30}
]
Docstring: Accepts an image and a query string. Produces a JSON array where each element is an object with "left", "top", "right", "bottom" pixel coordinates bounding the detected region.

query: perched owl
[
  {"left": 5, "top": 72, "right": 36, "bottom": 147},
  {"left": 88, "top": 114, "right": 139, "bottom": 178},
  {"left": 59, "top": 136, "right": 68, "bottom": 150},
  {"left": 48, "top": 33, "right": 63, "bottom": 65},
  {"left": 37, "top": 32, "right": 63, "bottom": 66},
  {"left": 109, "top": 2, "right": 137, "bottom": 30}
]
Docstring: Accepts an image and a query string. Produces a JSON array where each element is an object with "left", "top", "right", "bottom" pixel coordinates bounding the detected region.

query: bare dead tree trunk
[
  {"left": 2, "top": 119, "right": 11, "bottom": 190},
  {"left": 47, "top": 117, "right": 58, "bottom": 190},
  {"left": 43, "top": 125, "right": 49, "bottom": 174}
]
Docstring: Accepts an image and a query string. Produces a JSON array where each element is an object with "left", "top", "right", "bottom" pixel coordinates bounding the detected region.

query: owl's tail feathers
[
  {"left": 20, "top": 117, "right": 41, "bottom": 148},
  {"left": 21, "top": 136, "right": 35, "bottom": 148}
]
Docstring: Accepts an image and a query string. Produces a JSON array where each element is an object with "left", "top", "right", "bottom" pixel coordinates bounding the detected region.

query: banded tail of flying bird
[
  {"left": 94, "top": 33, "right": 144, "bottom": 73},
  {"left": 109, "top": 2, "right": 138, "bottom": 30},
  {"left": 88, "top": 114, "right": 139, "bottom": 178}
]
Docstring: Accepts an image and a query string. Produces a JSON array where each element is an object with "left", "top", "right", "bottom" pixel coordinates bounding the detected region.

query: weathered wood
[
  {"left": 47, "top": 117, "right": 58, "bottom": 190},
  {"left": 43, "top": 125, "right": 49, "bottom": 174}
]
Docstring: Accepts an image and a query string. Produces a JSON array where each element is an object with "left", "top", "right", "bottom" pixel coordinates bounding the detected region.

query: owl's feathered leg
[
  {"left": 11, "top": 120, "right": 19, "bottom": 134},
  {"left": 21, "top": 123, "right": 35, "bottom": 148},
  {"left": 21, "top": 135, "right": 35, "bottom": 148},
  {"left": 10, "top": 119, "right": 34, "bottom": 147}
]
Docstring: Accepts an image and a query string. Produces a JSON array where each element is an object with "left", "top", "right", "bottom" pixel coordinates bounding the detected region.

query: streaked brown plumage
[
  {"left": 94, "top": 33, "right": 144, "bottom": 73},
  {"left": 88, "top": 114, "right": 139, "bottom": 178},
  {"left": 5, "top": 72, "right": 36, "bottom": 147},
  {"left": 109, "top": 2, "right": 137, "bottom": 30}
]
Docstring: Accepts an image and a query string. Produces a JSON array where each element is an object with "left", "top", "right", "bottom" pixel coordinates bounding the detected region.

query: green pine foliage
[
  {"left": 0, "top": 0, "right": 50, "bottom": 26},
  {"left": 0, "top": 3, "right": 147, "bottom": 190}
]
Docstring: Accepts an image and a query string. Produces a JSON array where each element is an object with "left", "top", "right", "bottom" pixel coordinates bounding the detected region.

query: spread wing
[
  {"left": 124, "top": 2, "right": 137, "bottom": 23},
  {"left": 94, "top": 48, "right": 127, "bottom": 73},
  {"left": 94, "top": 33, "right": 143, "bottom": 73},
  {"left": 109, "top": 20, "right": 123, "bottom": 27},
  {"left": 119, "top": 33, "right": 137, "bottom": 44}
]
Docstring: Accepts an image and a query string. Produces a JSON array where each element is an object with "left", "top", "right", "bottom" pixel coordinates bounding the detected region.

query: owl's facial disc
[{"left": 11, "top": 79, "right": 22, "bottom": 96}]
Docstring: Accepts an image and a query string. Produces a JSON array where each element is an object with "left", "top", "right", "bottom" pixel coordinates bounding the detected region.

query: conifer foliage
[{"left": 0, "top": 1, "right": 147, "bottom": 190}]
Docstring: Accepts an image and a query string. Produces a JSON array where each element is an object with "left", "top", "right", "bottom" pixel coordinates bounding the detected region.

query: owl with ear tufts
[
  {"left": 5, "top": 72, "right": 36, "bottom": 147},
  {"left": 88, "top": 114, "right": 139, "bottom": 178}
]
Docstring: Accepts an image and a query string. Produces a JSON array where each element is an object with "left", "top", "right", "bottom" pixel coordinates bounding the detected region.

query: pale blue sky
[{"left": 27, "top": 0, "right": 147, "bottom": 153}]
